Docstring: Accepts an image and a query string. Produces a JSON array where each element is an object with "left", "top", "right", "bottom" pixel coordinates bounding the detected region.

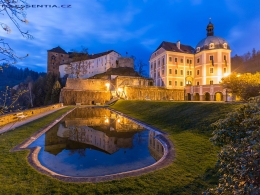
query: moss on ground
[{"left": 0, "top": 102, "right": 242, "bottom": 194}]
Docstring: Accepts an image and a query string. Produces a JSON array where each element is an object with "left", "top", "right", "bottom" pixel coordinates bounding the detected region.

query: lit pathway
[{"left": 0, "top": 107, "right": 66, "bottom": 135}]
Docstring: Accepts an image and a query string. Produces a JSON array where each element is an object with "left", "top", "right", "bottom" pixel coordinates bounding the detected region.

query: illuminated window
[
  {"left": 180, "top": 70, "right": 183, "bottom": 75},
  {"left": 190, "top": 60, "right": 192, "bottom": 64},
  {"left": 175, "top": 58, "right": 178, "bottom": 62},
  {"left": 187, "top": 70, "right": 189, "bottom": 75},
  {"left": 210, "top": 80, "right": 213, "bottom": 85},
  {"left": 196, "top": 47, "right": 200, "bottom": 52},
  {"left": 210, "top": 68, "right": 214, "bottom": 73},
  {"left": 169, "top": 57, "right": 172, "bottom": 62},
  {"left": 197, "top": 70, "right": 200, "bottom": 75},
  {"left": 169, "top": 81, "right": 172, "bottom": 85},
  {"left": 180, "top": 81, "right": 183, "bottom": 86},
  {"left": 224, "top": 68, "right": 227, "bottom": 73},
  {"left": 224, "top": 55, "right": 227, "bottom": 60},
  {"left": 175, "top": 81, "right": 177, "bottom": 86},
  {"left": 175, "top": 69, "right": 178, "bottom": 74},
  {"left": 169, "top": 69, "right": 172, "bottom": 74},
  {"left": 181, "top": 58, "right": 183, "bottom": 63}
]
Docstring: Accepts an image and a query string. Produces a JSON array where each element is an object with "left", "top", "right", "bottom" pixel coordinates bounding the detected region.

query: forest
[
  {"left": 231, "top": 48, "right": 260, "bottom": 73},
  {"left": 0, "top": 65, "right": 63, "bottom": 114}
]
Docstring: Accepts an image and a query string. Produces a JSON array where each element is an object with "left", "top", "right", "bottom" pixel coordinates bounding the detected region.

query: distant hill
[
  {"left": 232, "top": 48, "right": 260, "bottom": 73},
  {"left": 0, "top": 65, "right": 45, "bottom": 91}
]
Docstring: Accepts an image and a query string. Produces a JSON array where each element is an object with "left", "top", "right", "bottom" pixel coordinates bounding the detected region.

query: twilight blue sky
[{"left": 1, "top": 0, "right": 260, "bottom": 73}]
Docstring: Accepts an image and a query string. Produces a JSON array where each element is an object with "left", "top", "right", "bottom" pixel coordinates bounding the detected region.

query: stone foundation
[{"left": 61, "top": 90, "right": 111, "bottom": 105}]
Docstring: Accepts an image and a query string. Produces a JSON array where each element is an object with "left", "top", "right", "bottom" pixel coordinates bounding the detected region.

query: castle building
[
  {"left": 47, "top": 47, "right": 122, "bottom": 78},
  {"left": 150, "top": 21, "right": 232, "bottom": 101}
]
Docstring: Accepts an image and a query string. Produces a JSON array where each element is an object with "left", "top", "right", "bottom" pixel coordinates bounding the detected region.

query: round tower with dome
[{"left": 194, "top": 20, "right": 231, "bottom": 88}]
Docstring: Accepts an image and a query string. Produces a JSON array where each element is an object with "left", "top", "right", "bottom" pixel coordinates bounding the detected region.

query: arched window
[{"left": 196, "top": 47, "right": 200, "bottom": 53}]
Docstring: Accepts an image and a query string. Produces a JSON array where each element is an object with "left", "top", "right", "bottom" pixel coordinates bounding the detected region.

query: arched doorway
[
  {"left": 205, "top": 92, "right": 210, "bottom": 101},
  {"left": 194, "top": 93, "right": 200, "bottom": 101},
  {"left": 187, "top": 93, "right": 191, "bottom": 101},
  {"left": 215, "top": 92, "right": 223, "bottom": 101}
]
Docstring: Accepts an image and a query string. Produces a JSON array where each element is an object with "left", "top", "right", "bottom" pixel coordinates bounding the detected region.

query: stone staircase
[{"left": 105, "top": 97, "right": 120, "bottom": 105}]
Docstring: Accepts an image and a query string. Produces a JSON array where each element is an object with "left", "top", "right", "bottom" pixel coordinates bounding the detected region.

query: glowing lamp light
[
  {"left": 223, "top": 73, "right": 230, "bottom": 77},
  {"left": 105, "top": 83, "right": 110, "bottom": 90},
  {"left": 236, "top": 74, "right": 241, "bottom": 77},
  {"left": 105, "top": 119, "right": 109, "bottom": 123},
  {"left": 117, "top": 119, "right": 121, "bottom": 123},
  {"left": 118, "top": 88, "right": 123, "bottom": 92}
]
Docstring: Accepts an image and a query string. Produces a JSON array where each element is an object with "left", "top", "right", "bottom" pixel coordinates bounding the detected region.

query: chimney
[{"left": 177, "top": 40, "right": 180, "bottom": 50}]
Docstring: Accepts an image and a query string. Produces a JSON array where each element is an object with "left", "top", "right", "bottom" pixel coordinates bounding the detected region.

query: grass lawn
[{"left": 0, "top": 101, "right": 242, "bottom": 194}]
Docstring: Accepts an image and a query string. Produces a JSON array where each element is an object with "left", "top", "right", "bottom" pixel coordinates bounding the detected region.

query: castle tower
[
  {"left": 47, "top": 46, "right": 69, "bottom": 75},
  {"left": 194, "top": 20, "right": 231, "bottom": 87}
]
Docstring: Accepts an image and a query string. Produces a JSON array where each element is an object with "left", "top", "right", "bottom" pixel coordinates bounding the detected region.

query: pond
[{"left": 28, "top": 107, "right": 164, "bottom": 177}]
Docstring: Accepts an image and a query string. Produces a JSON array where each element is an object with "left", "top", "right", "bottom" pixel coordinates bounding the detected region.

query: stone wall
[
  {"left": 61, "top": 89, "right": 111, "bottom": 105},
  {"left": 65, "top": 78, "right": 108, "bottom": 91},
  {"left": 114, "top": 76, "right": 153, "bottom": 88},
  {"left": 118, "top": 57, "right": 134, "bottom": 68},
  {"left": 123, "top": 86, "right": 184, "bottom": 101},
  {"left": 0, "top": 103, "right": 63, "bottom": 127}
]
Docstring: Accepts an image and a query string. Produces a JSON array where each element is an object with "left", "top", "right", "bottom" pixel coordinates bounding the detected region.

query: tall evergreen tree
[{"left": 51, "top": 80, "right": 61, "bottom": 103}]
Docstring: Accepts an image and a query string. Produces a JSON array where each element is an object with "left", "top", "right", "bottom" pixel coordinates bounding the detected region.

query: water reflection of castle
[
  {"left": 148, "top": 131, "right": 164, "bottom": 161},
  {"left": 45, "top": 108, "right": 144, "bottom": 155}
]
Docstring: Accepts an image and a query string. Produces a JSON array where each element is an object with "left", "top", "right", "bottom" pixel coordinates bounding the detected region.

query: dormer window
[
  {"left": 223, "top": 43, "right": 227, "bottom": 49},
  {"left": 209, "top": 43, "right": 215, "bottom": 49},
  {"left": 196, "top": 47, "right": 200, "bottom": 53}
]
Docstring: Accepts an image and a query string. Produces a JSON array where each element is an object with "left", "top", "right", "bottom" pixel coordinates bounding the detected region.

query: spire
[{"left": 206, "top": 18, "right": 214, "bottom": 36}]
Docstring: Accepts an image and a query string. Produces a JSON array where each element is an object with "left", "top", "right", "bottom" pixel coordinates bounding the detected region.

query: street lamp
[{"left": 105, "top": 82, "right": 110, "bottom": 91}]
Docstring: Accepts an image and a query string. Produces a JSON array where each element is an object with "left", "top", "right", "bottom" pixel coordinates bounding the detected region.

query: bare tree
[
  {"left": 65, "top": 47, "right": 89, "bottom": 78},
  {"left": 0, "top": 0, "right": 33, "bottom": 69},
  {"left": 0, "top": 86, "right": 27, "bottom": 114},
  {"left": 0, "top": 0, "right": 32, "bottom": 114}
]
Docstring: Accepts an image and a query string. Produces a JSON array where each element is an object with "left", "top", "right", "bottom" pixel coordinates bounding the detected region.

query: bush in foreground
[{"left": 207, "top": 105, "right": 260, "bottom": 194}]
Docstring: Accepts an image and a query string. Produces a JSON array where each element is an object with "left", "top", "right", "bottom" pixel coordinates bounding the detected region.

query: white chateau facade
[{"left": 150, "top": 21, "right": 232, "bottom": 101}]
